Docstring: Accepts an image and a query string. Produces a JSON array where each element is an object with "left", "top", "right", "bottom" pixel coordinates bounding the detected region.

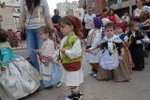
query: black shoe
[
  {"left": 65, "top": 93, "right": 74, "bottom": 100},
  {"left": 72, "top": 93, "right": 84, "bottom": 100}
]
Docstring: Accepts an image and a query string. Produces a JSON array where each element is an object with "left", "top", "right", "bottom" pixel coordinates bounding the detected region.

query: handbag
[
  {"left": 62, "top": 62, "right": 81, "bottom": 71},
  {"left": 21, "top": 28, "right": 26, "bottom": 41}
]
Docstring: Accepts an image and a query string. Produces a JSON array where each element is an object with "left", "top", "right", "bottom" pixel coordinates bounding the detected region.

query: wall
[
  {"left": 95, "top": 0, "right": 105, "bottom": 13},
  {"left": 0, "top": 8, "right": 16, "bottom": 30},
  {"left": 85, "top": 0, "right": 105, "bottom": 14}
]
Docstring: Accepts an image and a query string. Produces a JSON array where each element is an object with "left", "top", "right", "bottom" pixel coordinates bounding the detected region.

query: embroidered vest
[{"left": 62, "top": 32, "right": 82, "bottom": 64}]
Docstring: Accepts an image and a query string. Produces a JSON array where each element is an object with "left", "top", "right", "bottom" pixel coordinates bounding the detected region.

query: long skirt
[
  {"left": 40, "top": 62, "right": 62, "bottom": 88},
  {"left": 97, "top": 65, "right": 112, "bottom": 81},
  {"left": 97, "top": 60, "right": 131, "bottom": 82},
  {"left": 113, "top": 59, "right": 131, "bottom": 82},
  {"left": 0, "top": 56, "right": 41, "bottom": 99},
  {"left": 123, "top": 48, "right": 134, "bottom": 73}
]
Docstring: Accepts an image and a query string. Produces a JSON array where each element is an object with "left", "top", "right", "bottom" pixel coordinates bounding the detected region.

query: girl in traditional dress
[
  {"left": 127, "top": 21, "right": 150, "bottom": 71},
  {"left": 0, "top": 29, "right": 41, "bottom": 99},
  {"left": 99, "top": 22, "right": 130, "bottom": 82},
  {"left": 59, "top": 15, "right": 84, "bottom": 100},
  {"left": 115, "top": 22, "right": 134, "bottom": 73},
  {"left": 35, "top": 26, "right": 62, "bottom": 88},
  {"left": 85, "top": 17, "right": 103, "bottom": 77}
]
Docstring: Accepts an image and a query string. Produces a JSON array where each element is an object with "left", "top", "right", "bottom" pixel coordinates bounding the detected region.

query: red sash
[{"left": 62, "top": 62, "right": 81, "bottom": 71}]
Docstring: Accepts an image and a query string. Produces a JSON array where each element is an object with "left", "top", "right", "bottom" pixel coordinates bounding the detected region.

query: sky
[{"left": 47, "top": 0, "right": 78, "bottom": 15}]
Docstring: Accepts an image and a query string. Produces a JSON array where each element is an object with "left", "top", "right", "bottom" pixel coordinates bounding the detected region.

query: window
[{"left": 17, "top": 9, "right": 20, "bottom": 13}]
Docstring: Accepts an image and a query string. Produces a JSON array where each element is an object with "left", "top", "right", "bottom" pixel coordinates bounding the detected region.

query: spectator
[
  {"left": 101, "top": 8, "right": 108, "bottom": 19},
  {"left": 52, "top": 9, "right": 63, "bottom": 45},
  {"left": 107, "top": 8, "right": 120, "bottom": 24},
  {"left": 52, "top": 9, "right": 61, "bottom": 30},
  {"left": 140, "top": 11, "right": 150, "bottom": 27},
  {"left": 84, "top": 7, "right": 96, "bottom": 38},
  {"left": 133, "top": 0, "right": 150, "bottom": 18}
]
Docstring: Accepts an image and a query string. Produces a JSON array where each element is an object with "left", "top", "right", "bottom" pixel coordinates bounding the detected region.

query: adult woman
[
  {"left": 140, "top": 11, "right": 150, "bottom": 26},
  {"left": 133, "top": 0, "right": 150, "bottom": 18},
  {"left": 17, "top": 0, "right": 54, "bottom": 71},
  {"left": 107, "top": 8, "right": 120, "bottom": 24}
]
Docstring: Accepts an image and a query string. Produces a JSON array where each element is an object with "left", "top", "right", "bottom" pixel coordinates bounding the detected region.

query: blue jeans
[{"left": 26, "top": 29, "right": 42, "bottom": 71}]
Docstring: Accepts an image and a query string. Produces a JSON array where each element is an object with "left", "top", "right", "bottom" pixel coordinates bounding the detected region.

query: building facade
[
  {"left": 78, "top": 0, "right": 85, "bottom": 8},
  {"left": 79, "top": 0, "right": 150, "bottom": 15},
  {"left": 57, "top": 1, "right": 84, "bottom": 20},
  {"left": 0, "top": 0, "right": 21, "bottom": 30},
  {"left": 0, "top": 8, "right": 16, "bottom": 30},
  {"left": 78, "top": 0, "right": 105, "bottom": 14},
  {"left": 108, "top": 0, "right": 149, "bottom": 9},
  {"left": 109, "top": 0, "right": 150, "bottom": 16}
]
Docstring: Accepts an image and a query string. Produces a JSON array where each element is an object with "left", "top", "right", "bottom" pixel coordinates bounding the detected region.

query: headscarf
[
  {"left": 65, "top": 15, "right": 84, "bottom": 38},
  {"left": 115, "top": 22, "right": 126, "bottom": 32},
  {"left": 93, "top": 17, "right": 103, "bottom": 29}
]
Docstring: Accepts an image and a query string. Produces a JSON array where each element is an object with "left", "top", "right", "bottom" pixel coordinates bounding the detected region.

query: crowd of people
[{"left": 0, "top": 0, "right": 150, "bottom": 100}]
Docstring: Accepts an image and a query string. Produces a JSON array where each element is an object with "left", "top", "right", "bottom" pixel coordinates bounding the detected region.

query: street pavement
[{"left": 16, "top": 48, "right": 150, "bottom": 100}]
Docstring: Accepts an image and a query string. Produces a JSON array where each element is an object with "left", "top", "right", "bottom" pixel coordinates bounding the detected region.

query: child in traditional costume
[
  {"left": 127, "top": 21, "right": 150, "bottom": 71},
  {"left": 116, "top": 22, "right": 134, "bottom": 73},
  {"left": 59, "top": 15, "right": 84, "bottom": 100},
  {"left": 99, "top": 22, "right": 130, "bottom": 82},
  {"left": 35, "top": 26, "right": 62, "bottom": 88},
  {"left": 85, "top": 17, "right": 103, "bottom": 77},
  {"left": 0, "top": 29, "right": 41, "bottom": 99}
]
